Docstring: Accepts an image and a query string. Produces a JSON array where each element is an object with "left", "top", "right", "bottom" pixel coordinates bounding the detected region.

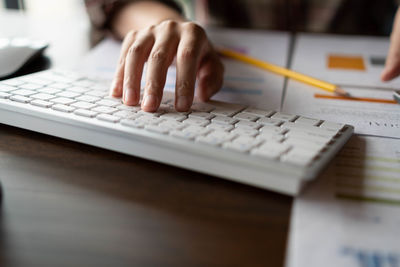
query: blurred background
[{"left": 0, "top": 0, "right": 90, "bottom": 68}]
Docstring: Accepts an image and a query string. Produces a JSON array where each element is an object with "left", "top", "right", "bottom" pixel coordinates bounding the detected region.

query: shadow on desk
[{"left": 0, "top": 124, "right": 292, "bottom": 267}]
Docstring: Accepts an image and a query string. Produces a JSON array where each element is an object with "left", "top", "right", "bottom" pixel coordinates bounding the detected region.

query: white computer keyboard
[{"left": 0, "top": 69, "right": 353, "bottom": 195}]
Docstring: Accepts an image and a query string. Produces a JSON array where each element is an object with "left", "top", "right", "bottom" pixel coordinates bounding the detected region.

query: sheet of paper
[
  {"left": 282, "top": 80, "right": 400, "bottom": 138},
  {"left": 282, "top": 34, "right": 400, "bottom": 138},
  {"left": 286, "top": 135, "right": 400, "bottom": 267},
  {"left": 79, "top": 28, "right": 290, "bottom": 110},
  {"left": 289, "top": 34, "right": 400, "bottom": 89}
]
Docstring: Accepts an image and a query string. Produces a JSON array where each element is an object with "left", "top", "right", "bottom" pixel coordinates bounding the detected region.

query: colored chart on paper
[
  {"left": 327, "top": 54, "right": 366, "bottom": 71},
  {"left": 314, "top": 94, "right": 398, "bottom": 104},
  {"left": 334, "top": 138, "right": 400, "bottom": 205}
]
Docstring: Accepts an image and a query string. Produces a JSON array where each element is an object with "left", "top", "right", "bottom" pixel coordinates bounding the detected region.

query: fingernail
[
  {"left": 142, "top": 94, "right": 158, "bottom": 110},
  {"left": 109, "top": 80, "right": 117, "bottom": 96},
  {"left": 176, "top": 95, "right": 191, "bottom": 111},
  {"left": 124, "top": 88, "right": 135, "bottom": 105}
]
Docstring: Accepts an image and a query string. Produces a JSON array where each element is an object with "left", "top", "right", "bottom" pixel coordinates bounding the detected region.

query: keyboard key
[
  {"left": 183, "top": 117, "right": 210, "bottom": 127},
  {"left": 242, "top": 108, "right": 275, "bottom": 117},
  {"left": 85, "top": 90, "right": 107, "bottom": 97},
  {"left": 1, "top": 79, "right": 24, "bottom": 87},
  {"left": 271, "top": 112, "right": 297, "bottom": 121},
  {"left": 191, "top": 102, "right": 215, "bottom": 112},
  {"left": 196, "top": 134, "right": 226, "bottom": 146},
  {"left": 189, "top": 111, "right": 215, "bottom": 120},
  {"left": 52, "top": 104, "right": 75, "bottom": 113},
  {"left": 67, "top": 86, "right": 90, "bottom": 93},
  {"left": 183, "top": 125, "right": 211, "bottom": 136},
  {"left": 18, "top": 83, "right": 43, "bottom": 90},
  {"left": 138, "top": 109, "right": 165, "bottom": 117},
  {"left": 91, "top": 106, "right": 118, "bottom": 114},
  {"left": 232, "top": 136, "right": 263, "bottom": 148},
  {"left": 12, "top": 89, "right": 36, "bottom": 96},
  {"left": 259, "top": 125, "right": 287, "bottom": 135},
  {"left": 37, "top": 87, "right": 62, "bottom": 95},
  {"left": 235, "top": 120, "right": 262, "bottom": 130},
  {"left": 319, "top": 121, "right": 345, "bottom": 132},
  {"left": 96, "top": 99, "right": 120, "bottom": 107},
  {"left": 20, "top": 77, "right": 52, "bottom": 86},
  {"left": 31, "top": 99, "right": 53, "bottom": 108},
  {"left": 230, "top": 127, "right": 259, "bottom": 137},
  {"left": 206, "top": 123, "right": 234, "bottom": 132},
  {"left": 51, "top": 83, "right": 71, "bottom": 89},
  {"left": 257, "top": 117, "right": 283, "bottom": 126},
  {"left": 211, "top": 102, "right": 246, "bottom": 117},
  {"left": 136, "top": 116, "right": 164, "bottom": 125},
  {"left": 223, "top": 141, "right": 253, "bottom": 153},
  {"left": 57, "top": 91, "right": 81, "bottom": 98},
  {"left": 283, "top": 137, "right": 327, "bottom": 152},
  {"left": 0, "top": 84, "right": 17, "bottom": 92},
  {"left": 76, "top": 95, "right": 101, "bottom": 103},
  {"left": 233, "top": 112, "right": 260, "bottom": 122},
  {"left": 0, "top": 92, "right": 11, "bottom": 99},
  {"left": 97, "top": 114, "right": 120, "bottom": 123},
  {"left": 116, "top": 104, "right": 141, "bottom": 112},
  {"left": 74, "top": 109, "right": 98, "bottom": 118},
  {"left": 145, "top": 124, "right": 170, "bottom": 134},
  {"left": 158, "top": 121, "right": 186, "bottom": 131},
  {"left": 170, "top": 130, "right": 198, "bottom": 140},
  {"left": 120, "top": 119, "right": 145, "bottom": 129},
  {"left": 113, "top": 110, "right": 137, "bottom": 118},
  {"left": 10, "top": 95, "right": 31, "bottom": 103},
  {"left": 74, "top": 79, "right": 95, "bottom": 87},
  {"left": 251, "top": 142, "right": 289, "bottom": 160},
  {"left": 282, "top": 148, "right": 319, "bottom": 166},
  {"left": 211, "top": 115, "right": 238, "bottom": 125},
  {"left": 31, "top": 93, "right": 56, "bottom": 101},
  {"left": 52, "top": 97, "right": 76, "bottom": 105},
  {"left": 71, "top": 101, "right": 97, "bottom": 110},
  {"left": 161, "top": 113, "right": 187, "bottom": 122},
  {"left": 294, "top": 116, "right": 321, "bottom": 126}
]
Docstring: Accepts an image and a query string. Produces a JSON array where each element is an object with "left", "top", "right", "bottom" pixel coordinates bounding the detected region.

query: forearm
[{"left": 111, "top": 1, "right": 185, "bottom": 39}]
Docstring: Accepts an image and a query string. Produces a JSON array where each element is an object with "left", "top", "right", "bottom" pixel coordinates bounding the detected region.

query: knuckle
[
  {"left": 128, "top": 43, "right": 144, "bottom": 55},
  {"left": 177, "top": 80, "right": 193, "bottom": 94},
  {"left": 125, "top": 30, "right": 137, "bottom": 41},
  {"left": 179, "top": 47, "right": 197, "bottom": 61},
  {"left": 182, "top": 22, "right": 205, "bottom": 38},
  {"left": 150, "top": 49, "right": 168, "bottom": 62},
  {"left": 160, "top": 19, "right": 177, "bottom": 29},
  {"left": 146, "top": 80, "right": 163, "bottom": 91}
]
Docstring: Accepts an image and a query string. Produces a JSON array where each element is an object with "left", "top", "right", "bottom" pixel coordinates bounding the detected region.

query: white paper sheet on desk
[
  {"left": 286, "top": 136, "right": 400, "bottom": 267},
  {"left": 290, "top": 34, "right": 400, "bottom": 89},
  {"left": 79, "top": 28, "right": 290, "bottom": 110},
  {"left": 282, "top": 80, "right": 400, "bottom": 138}
]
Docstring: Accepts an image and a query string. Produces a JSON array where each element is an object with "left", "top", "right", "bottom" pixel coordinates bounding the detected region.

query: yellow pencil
[{"left": 218, "top": 48, "right": 349, "bottom": 96}]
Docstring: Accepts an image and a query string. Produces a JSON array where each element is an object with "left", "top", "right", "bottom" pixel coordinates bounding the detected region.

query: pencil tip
[{"left": 335, "top": 86, "right": 350, "bottom": 97}]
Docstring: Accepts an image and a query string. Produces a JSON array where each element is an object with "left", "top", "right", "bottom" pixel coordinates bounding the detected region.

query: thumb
[{"left": 382, "top": 7, "right": 400, "bottom": 82}]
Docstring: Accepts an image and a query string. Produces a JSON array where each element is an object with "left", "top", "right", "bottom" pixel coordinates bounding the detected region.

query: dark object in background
[
  {"left": 0, "top": 38, "right": 49, "bottom": 80},
  {"left": 329, "top": 0, "right": 397, "bottom": 36},
  {"left": 5, "top": 0, "right": 25, "bottom": 10}
]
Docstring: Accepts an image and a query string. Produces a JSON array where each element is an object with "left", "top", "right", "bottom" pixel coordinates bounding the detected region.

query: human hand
[
  {"left": 110, "top": 20, "right": 224, "bottom": 112},
  {"left": 381, "top": 7, "right": 400, "bottom": 82}
]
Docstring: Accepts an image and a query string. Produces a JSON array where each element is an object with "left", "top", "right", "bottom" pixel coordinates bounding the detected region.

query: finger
[
  {"left": 123, "top": 31, "right": 155, "bottom": 105},
  {"left": 196, "top": 52, "right": 224, "bottom": 101},
  {"left": 142, "top": 22, "right": 179, "bottom": 112},
  {"left": 110, "top": 30, "right": 137, "bottom": 97},
  {"left": 175, "top": 22, "right": 206, "bottom": 111},
  {"left": 382, "top": 8, "right": 400, "bottom": 81}
]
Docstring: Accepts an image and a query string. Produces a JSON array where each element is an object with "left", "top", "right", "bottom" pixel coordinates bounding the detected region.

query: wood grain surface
[{"left": 0, "top": 124, "right": 292, "bottom": 267}]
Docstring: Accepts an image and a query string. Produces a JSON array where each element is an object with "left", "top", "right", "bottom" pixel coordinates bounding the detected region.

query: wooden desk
[{"left": 0, "top": 10, "right": 292, "bottom": 267}]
